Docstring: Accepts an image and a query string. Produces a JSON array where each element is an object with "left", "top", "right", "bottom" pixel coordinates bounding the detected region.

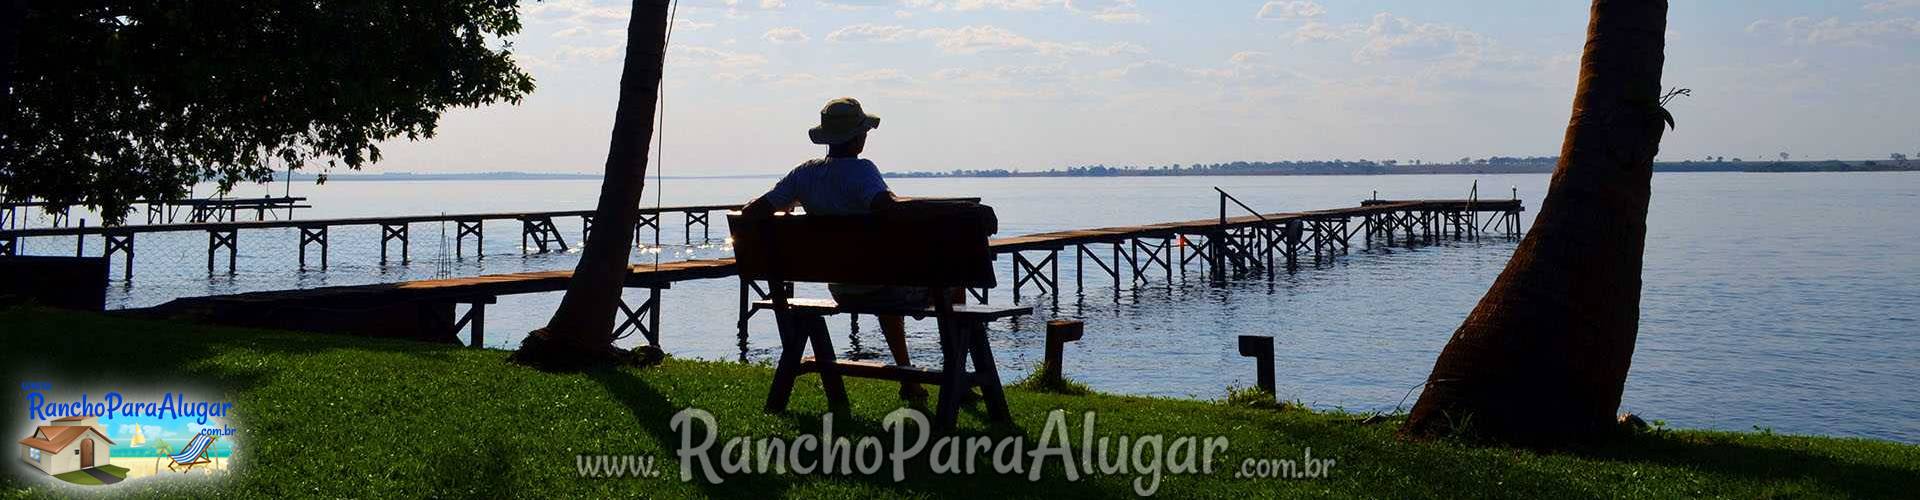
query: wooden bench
[{"left": 730, "top": 204, "right": 1029, "bottom": 430}]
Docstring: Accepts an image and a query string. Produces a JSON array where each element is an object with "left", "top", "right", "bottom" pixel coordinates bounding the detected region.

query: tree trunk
[
  {"left": 1400, "top": 0, "right": 1668, "bottom": 444},
  {"left": 512, "top": 0, "right": 670, "bottom": 370}
]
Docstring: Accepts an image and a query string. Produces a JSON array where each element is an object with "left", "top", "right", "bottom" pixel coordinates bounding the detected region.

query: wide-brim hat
[{"left": 808, "top": 97, "right": 881, "bottom": 145}]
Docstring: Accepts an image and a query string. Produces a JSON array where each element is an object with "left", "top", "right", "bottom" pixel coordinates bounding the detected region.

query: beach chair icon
[{"left": 164, "top": 432, "right": 217, "bottom": 472}]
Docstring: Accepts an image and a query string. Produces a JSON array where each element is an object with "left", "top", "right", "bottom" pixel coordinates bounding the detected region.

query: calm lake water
[{"left": 12, "top": 172, "right": 1919, "bottom": 443}]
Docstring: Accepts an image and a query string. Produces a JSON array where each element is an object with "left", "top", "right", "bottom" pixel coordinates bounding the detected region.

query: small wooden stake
[
  {"left": 1238, "top": 335, "right": 1276, "bottom": 395},
  {"left": 1044, "top": 320, "right": 1084, "bottom": 386}
]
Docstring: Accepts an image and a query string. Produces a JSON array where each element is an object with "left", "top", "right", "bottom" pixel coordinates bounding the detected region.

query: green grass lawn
[{"left": 3, "top": 307, "right": 1917, "bottom": 498}]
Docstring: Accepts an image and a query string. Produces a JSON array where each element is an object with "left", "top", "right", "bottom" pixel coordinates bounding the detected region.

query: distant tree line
[{"left": 889, "top": 155, "right": 1917, "bottom": 178}]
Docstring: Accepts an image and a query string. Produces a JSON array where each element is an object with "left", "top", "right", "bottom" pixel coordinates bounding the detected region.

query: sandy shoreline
[{"left": 108, "top": 456, "right": 229, "bottom": 480}]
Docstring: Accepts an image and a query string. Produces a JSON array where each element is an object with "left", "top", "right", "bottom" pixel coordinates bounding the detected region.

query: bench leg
[
  {"left": 934, "top": 317, "right": 972, "bottom": 431},
  {"left": 764, "top": 313, "right": 809, "bottom": 413},
  {"left": 803, "top": 315, "right": 851, "bottom": 414},
  {"left": 966, "top": 321, "right": 1011, "bottom": 423}
]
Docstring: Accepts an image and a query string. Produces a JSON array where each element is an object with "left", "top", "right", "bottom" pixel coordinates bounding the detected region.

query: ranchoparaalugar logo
[{"left": 15, "top": 380, "right": 236, "bottom": 486}]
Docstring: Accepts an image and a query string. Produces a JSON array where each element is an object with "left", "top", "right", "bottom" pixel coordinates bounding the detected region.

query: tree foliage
[{"left": 0, "top": 0, "right": 536, "bottom": 223}]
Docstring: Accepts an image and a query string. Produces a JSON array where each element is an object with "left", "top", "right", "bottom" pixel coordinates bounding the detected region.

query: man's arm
[
  {"left": 867, "top": 191, "right": 901, "bottom": 212},
  {"left": 741, "top": 196, "right": 782, "bottom": 217},
  {"left": 742, "top": 169, "right": 803, "bottom": 217}
]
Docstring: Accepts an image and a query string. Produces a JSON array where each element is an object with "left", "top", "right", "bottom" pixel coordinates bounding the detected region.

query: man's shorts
[{"left": 828, "top": 284, "right": 930, "bottom": 311}]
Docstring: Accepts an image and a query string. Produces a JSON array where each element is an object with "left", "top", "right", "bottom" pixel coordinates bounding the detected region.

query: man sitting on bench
[{"left": 741, "top": 97, "right": 943, "bottom": 401}]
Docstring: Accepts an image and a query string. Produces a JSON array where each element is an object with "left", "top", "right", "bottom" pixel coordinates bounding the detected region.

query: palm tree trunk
[
  {"left": 1400, "top": 0, "right": 1669, "bottom": 444},
  {"left": 513, "top": 0, "right": 670, "bottom": 370}
]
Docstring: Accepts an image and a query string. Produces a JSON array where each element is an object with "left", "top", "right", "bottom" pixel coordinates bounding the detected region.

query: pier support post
[
  {"left": 1128, "top": 237, "right": 1172, "bottom": 285},
  {"left": 104, "top": 231, "right": 134, "bottom": 281},
  {"left": 1284, "top": 220, "right": 1302, "bottom": 269},
  {"left": 1043, "top": 320, "right": 1085, "bottom": 387},
  {"left": 615, "top": 287, "right": 665, "bottom": 347},
  {"left": 1238, "top": 335, "right": 1276, "bottom": 395},
  {"left": 636, "top": 213, "right": 660, "bottom": 247},
  {"left": 1508, "top": 208, "right": 1522, "bottom": 238},
  {"left": 1261, "top": 226, "right": 1284, "bottom": 277},
  {"left": 1073, "top": 243, "right": 1122, "bottom": 299},
  {"left": 456, "top": 220, "right": 483, "bottom": 259},
  {"left": 380, "top": 223, "right": 410, "bottom": 264},
  {"left": 298, "top": 225, "right": 329, "bottom": 270},
  {"left": 519, "top": 216, "right": 567, "bottom": 254},
  {"left": 737, "top": 279, "right": 757, "bottom": 354},
  {"left": 1362, "top": 214, "right": 1375, "bottom": 248},
  {"left": 1179, "top": 234, "right": 1212, "bottom": 279},
  {"left": 1207, "top": 229, "right": 1228, "bottom": 282},
  {"left": 736, "top": 279, "right": 788, "bottom": 358},
  {"left": 206, "top": 228, "right": 237, "bottom": 274},
  {"left": 1334, "top": 218, "right": 1352, "bottom": 254},
  {"left": 684, "top": 210, "right": 710, "bottom": 245},
  {"left": 1011, "top": 249, "right": 1060, "bottom": 305},
  {"left": 449, "top": 296, "right": 495, "bottom": 348}
]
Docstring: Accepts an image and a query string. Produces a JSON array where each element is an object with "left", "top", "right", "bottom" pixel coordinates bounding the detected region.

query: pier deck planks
[{"left": 141, "top": 199, "right": 1523, "bottom": 333}]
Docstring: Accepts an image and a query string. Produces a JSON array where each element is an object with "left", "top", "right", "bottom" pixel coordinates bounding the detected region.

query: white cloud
[
  {"left": 1100, "top": 59, "right": 1201, "bottom": 84},
  {"left": 948, "top": 0, "right": 1060, "bottom": 11},
  {"left": 525, "top": 0, "right": 631, "bottom": 25},
  {"left": 671, "top": 45, "right": 769, "bottom": 68},
  {"left": 818, "top": 0, "right": 894, "bottom": 11},
  {"left": 841, "top": 68, "right": 918, "bottom": 84},
  {"left": 771, "top": 72, "right": 822, "bottom": 86},
  {"left": 1748, "top": 16, "right": 1920, "bottom": 47},
  {"left": 1256, "top": 1, "right": 1325, "bottom": 20},
  {"left": 674, "top": 18, "right": 716, "bottom": 31},
  {"left": 1864, "top": 0, "right": 1920, "bottom": 12},
  {"left": 1291, "top": 21, "right": 1364, "bottom": 43},
  {"left": 761, "top": 0, "right": 787, "bottom": 8},
  {"left": 918, "top": 25, "right": 1146, "bottom": 56},
  {"left": 826, "top": 23, "right": 1143, "bottom": 57},
  {"left": 763, "top": 26, "right": 810, "bottom": 43},
  {"left": 1229, "top": 51, "right": 1269, "bottom": 65},
  {"left": 555, "top": 44, "right": 625, "bottom": 64},
  {"left": 931, "top": 63, "right": 1066, "bottom": 83},
  {"left": 1352, "top": 12, "right": 1514, "bottom": 73},
  {"left": 1068, "top": 0, "right": 1146, "bottom": 23},
  {"left": 891, "top": 0, "right": 1146, "bottom": 23},
  {"left": 827, "top": 23, "right": 917, "bottom": 43},
  {"left": 551, "top": 26, "right": 592, "bottom": 38}
]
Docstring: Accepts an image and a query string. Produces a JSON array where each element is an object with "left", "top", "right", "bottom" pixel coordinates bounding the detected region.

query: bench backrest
[{"left": 729, "top": 203, "right": 998, "bottom": 289}]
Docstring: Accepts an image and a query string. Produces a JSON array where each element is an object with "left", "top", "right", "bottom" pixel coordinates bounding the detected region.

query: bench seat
[
  {"left": 796, "top": 356, "right": 988, "bottom": 385},
  {"left": 752, "top": 298, "right": 1031, "bottom": 321}
]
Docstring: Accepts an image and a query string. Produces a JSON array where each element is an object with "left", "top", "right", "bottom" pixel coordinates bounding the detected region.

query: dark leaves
[{"left": 0, "top": 0, "right": 536, "bottom": 224}]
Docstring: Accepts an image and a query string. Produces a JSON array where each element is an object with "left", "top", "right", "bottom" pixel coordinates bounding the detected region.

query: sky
[{"left": 367, "top": 0, "right": 1920, "bottom": 175}]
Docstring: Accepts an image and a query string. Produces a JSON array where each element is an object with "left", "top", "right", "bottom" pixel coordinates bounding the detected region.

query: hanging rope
[{"left": 650, "top": 0, "right": 679, "bottom": 268}]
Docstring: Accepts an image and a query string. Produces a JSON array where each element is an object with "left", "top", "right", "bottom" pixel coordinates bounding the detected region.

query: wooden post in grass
[
  {"left": 1044, "top": 320, "right": 1084, "bottom": 386},
  {"left": 1238, "top": 335, "right": 1275, "bottom": 395}
]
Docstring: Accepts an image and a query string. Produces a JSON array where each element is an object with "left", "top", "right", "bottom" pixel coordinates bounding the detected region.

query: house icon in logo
[{"left": 18, "top": 416, "right": 115, "bottom": 477}]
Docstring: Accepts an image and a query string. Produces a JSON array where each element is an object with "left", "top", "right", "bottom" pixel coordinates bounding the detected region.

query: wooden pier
[
  {"left": 0, "top": 196, "right": 311, "bottom": 230},
  {"left": 132, "top": 197, "right": 1524, "bottom": 350},
  {"left": 0, "top": 204, "right": 739, "bottom": 280}
]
